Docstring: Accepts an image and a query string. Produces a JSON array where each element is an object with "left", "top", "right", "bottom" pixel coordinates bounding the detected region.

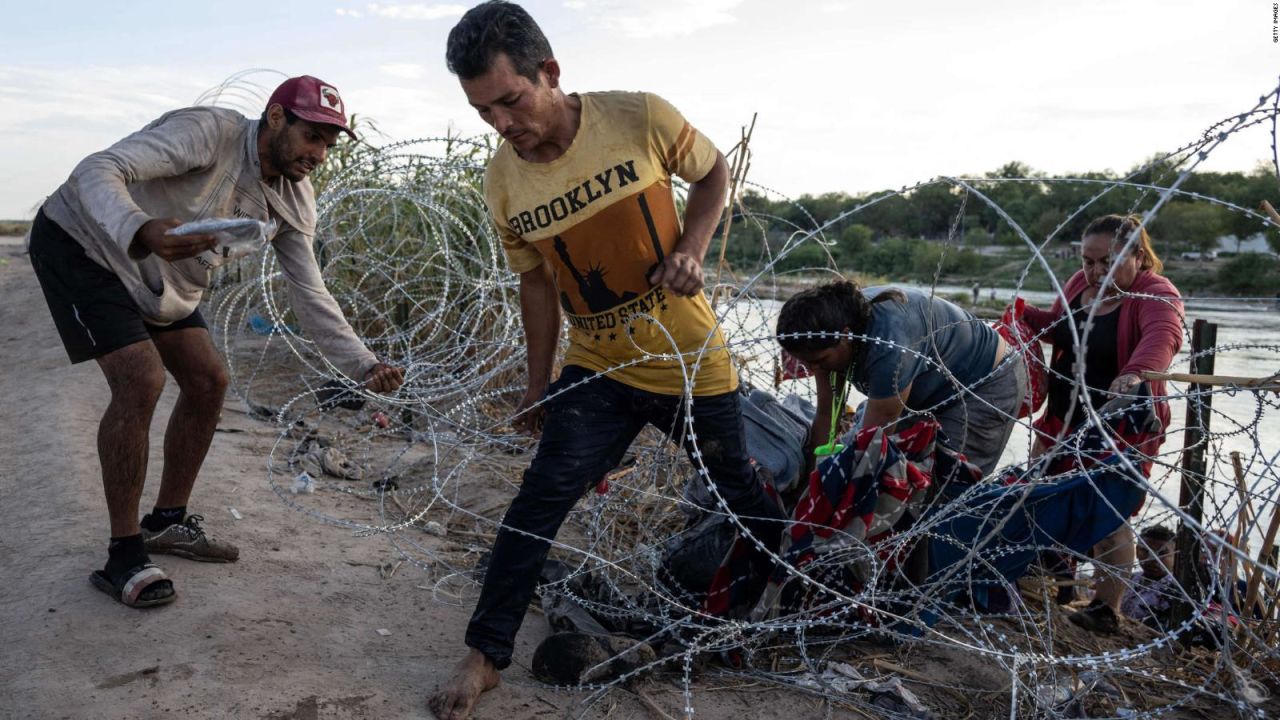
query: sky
[{"left": 0, "top": 0, "right": 1277, "bottom": 218}]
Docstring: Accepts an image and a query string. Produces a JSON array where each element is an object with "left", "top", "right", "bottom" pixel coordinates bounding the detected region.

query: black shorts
[{"left": 27, "top": 208, "right": 208, "bottom": 364}]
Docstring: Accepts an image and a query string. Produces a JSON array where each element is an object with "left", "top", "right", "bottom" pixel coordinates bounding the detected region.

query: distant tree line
[{"left": 719, "top": 161, "right": 1280, "bottom": 280}]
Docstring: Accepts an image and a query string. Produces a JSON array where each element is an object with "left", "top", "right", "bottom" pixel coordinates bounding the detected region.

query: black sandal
[{"left": 89, "top": 563, "right": 176, "bottom": 608}]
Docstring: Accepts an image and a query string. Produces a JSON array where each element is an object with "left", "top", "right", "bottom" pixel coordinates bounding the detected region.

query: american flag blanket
[{"left": 703, "top": 417, "right": 980, "bottom": 623}]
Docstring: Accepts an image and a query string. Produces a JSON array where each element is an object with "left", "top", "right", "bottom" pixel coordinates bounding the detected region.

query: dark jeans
[{"left": 465, "top": 365, "right": 785, "bottom": 668}]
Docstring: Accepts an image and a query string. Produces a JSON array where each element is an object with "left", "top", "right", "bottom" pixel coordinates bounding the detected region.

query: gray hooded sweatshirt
[{"left": 40, "top": 106, "right": 377, "bottom": 378}]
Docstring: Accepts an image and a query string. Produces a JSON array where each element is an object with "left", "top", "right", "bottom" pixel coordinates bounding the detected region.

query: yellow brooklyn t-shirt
[{"left": 484, "top": 91, "right": 737, "bottom": 396}]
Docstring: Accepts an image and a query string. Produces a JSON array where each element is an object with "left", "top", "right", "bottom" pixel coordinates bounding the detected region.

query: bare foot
[{"left": 428, "top": 649, "right": 500, "bottom": 720}]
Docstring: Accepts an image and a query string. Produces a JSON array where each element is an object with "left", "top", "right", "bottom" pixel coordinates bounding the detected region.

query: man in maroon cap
[{"left": 27, "top": 75, "right": 404, "bottom": 608}]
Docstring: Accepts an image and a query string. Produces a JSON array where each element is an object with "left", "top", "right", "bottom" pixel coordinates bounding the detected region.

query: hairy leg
[
  {"left": 95, "top": 341, "right": 167, "bottom": 537},
  {"left": 151, "top": 327, "right": 229, "bottom": 508}
]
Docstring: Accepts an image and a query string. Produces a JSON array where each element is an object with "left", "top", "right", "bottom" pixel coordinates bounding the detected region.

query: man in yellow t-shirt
[
  {"left": 483, "top": 88, "right": 738, "bottom": 396},
  {"left": 430, "top": 3, "right": 784, "bottom": 718}
]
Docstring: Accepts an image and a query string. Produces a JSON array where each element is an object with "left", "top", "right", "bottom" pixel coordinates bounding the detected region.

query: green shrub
[
  {"left": 1216, "top": 255, "right": 1280, "bottom": 296},
  {"left": 0, "top": 221, "right": 30, "bottom": 236},
  {"left": 775, "top": 242, "right": 835, "bottom": 271}
]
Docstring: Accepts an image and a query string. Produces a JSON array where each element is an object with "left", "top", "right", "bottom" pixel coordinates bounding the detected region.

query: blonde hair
[{"left": 1083, "top": 214, "right": 1163, "bottom": 274}]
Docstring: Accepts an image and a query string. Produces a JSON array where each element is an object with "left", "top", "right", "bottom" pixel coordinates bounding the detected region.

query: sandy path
[{"left": 0, "top": 239, "right": 730, "bottom": 719}]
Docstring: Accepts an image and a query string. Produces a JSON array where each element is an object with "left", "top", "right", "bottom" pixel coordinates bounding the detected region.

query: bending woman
[
  {"left": 1023, "top": 214, "right": 1184, "bottom": 633},
  {"left": 777, "top": 282, "right": 1026, "bottom": 476}
]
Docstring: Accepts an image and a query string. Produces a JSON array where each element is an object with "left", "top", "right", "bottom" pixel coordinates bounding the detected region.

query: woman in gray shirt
[{"left": 776, "top": 280, "right": 1026, "bottom": 476}]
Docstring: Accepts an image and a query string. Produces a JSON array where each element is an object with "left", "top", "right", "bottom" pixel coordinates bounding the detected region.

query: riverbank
[
  {"left": 738, "top": 238, "right": 1280, "bottom": 300},
  {"left": 0, "top": 221, "right": 30, "bottom": 237}
]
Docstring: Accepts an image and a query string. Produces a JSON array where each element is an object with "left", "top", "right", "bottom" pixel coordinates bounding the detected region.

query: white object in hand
[{"left": 167, "top": 217, "right": 278, "bottom": 260}]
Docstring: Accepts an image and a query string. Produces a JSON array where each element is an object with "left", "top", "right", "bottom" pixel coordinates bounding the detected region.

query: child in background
[{"left": 1120, "top": 525, "right": 1176, "bottom": 628}]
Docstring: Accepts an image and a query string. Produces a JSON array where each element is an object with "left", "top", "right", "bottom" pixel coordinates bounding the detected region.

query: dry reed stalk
[
  {"left": 448, "top": 528, "right": 498, "bottom": 542},
  {"left": 871, "top": 658, "right": 939, "bottom": 685},
  {"left": 631, "top": 685, "right": 678, "bottom": 720},
  {"left": 1225, "top": 450, "right": 1255, "bottom": 664},
  {"left": 1231, "top": 452, "right": 1253, "bottom": 551},
  {"left": 1235, "top": 495, "right": 1280, "bottom": 653},
  {"left": 712, "top": 113, "right": 757, "bottom": 305}
]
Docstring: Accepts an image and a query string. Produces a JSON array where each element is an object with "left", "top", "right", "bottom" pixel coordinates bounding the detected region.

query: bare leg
[
  {"left": 150, "top": 328, "right": 228, "bottom": 509},
  {"left": 428, "top": 649, "right": 500, "bottom": 720},
  {"left": 95, "top": 341, "right": 167, "bottom": 537},
  {"left": 1092, "top": 525, "right": 1136, "bottom": 611}
]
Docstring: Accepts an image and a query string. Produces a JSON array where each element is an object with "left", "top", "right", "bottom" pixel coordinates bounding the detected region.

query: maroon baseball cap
[{"left": 267, "top": 75, "right": 357, "bottom": 140}]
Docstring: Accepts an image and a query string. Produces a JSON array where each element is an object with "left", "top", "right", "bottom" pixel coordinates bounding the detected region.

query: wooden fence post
[{"left": 1171, "top": 318, "right": 1217, "bottom": 631}]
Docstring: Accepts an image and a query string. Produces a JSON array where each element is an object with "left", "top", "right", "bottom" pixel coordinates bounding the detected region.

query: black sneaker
[{"left": 1068, "top": 599, "right": 1120, "bottom": 634}]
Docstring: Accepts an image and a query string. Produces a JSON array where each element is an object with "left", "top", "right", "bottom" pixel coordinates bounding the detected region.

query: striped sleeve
[{"left": 645, "top": 93, "right": 718, "bottom": 183}]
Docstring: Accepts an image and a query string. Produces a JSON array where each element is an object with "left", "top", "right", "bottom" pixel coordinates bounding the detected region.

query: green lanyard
[{"left": 813, "top": 370, "right": 851, "bottom": 458}]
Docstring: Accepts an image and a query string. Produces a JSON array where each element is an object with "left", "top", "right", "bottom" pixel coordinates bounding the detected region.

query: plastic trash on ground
[
  {"left": 291, "top": 471, "right": 316, "bottom": 495},
  {"left": 794, "top": 662, "right": 932, "bottom": 718}
]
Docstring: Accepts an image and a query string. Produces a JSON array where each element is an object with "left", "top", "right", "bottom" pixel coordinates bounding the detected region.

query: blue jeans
[{"left": 464, "top": 365, "right": 785, "bottom": 668}]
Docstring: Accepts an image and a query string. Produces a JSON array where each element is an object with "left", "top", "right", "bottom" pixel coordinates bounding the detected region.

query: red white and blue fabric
[{"left": 703, "top": 418, "right": 976, "bottom": 622}]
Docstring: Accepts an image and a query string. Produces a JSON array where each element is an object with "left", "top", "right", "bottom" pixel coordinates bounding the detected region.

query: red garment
[
  {"left": 777, "top": 349, "right": 812, "bottom": 382},
  {"left": 1022, "top": 269, "right": 1184, "bottom": 455},
  {"left": 994, "top": 297, "right": 1048, "bottom": 418},
  {"left": 713, "top": 419, "right": 955, "bottom": 623}
]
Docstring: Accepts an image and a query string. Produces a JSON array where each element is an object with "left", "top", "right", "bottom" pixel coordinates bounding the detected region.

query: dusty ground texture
[{"left": 2, "top": 235, "right": 1274, "bottom": 719}]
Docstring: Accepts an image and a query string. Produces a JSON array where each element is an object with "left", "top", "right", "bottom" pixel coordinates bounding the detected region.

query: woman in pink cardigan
[{"left": 1022, "top": 214, "right": 1185, "bottom": 634}]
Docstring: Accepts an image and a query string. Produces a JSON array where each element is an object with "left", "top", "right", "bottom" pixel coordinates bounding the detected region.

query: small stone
[{"left": 424, "top": 521, "right": 446, "bottom": 537}]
